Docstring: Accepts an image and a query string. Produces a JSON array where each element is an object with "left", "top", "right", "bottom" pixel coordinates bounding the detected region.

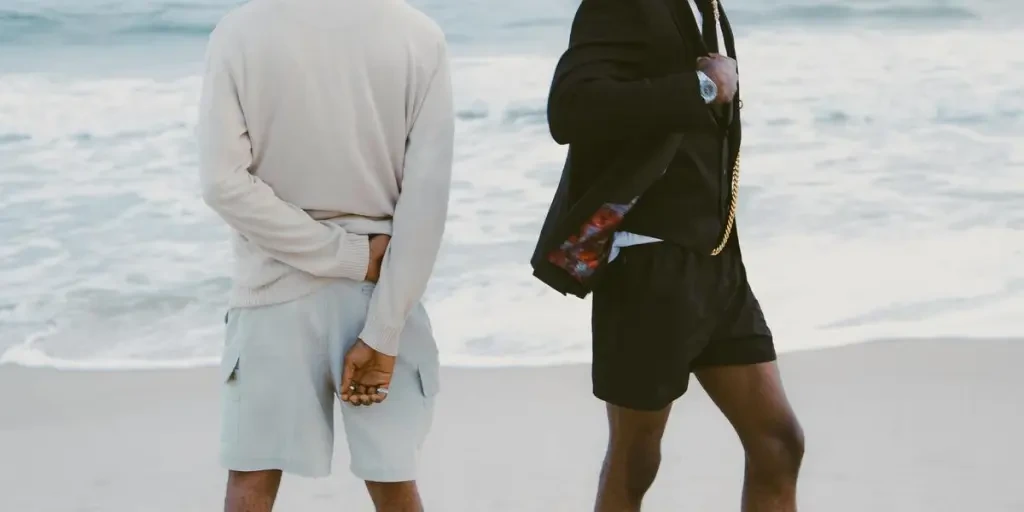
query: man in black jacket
[{"left": 542, "top": 0, "right": 804, "bottom": 510}]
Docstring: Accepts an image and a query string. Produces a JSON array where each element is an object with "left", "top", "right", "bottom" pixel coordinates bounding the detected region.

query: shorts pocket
[
  {"left": 220, "top": 331, "right": 243, "bottom": 402},
  {"left": 416, "top": 362, "right": 440, "bottom": 399}
]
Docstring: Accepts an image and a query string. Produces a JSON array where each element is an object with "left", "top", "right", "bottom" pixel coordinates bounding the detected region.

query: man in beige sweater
[{"left": 197, "top": 0, "right": 453, "bottom": 509}]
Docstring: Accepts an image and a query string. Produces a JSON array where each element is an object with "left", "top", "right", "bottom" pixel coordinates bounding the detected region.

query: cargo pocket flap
[
  {"left": 219, "top": 340, "right": 242, "bottom": 383},
  {"left": 417, "top": 363, "right": 440, "bottom": 398}
]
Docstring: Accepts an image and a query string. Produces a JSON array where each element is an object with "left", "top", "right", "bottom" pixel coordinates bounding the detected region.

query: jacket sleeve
[{"left": 547, "top": 0, "right": 716, "bottom": 145}]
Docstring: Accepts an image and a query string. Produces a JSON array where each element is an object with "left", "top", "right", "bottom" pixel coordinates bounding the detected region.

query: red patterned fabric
[{"left": 546, "top": 200, "right": 637, "bottom": 283}]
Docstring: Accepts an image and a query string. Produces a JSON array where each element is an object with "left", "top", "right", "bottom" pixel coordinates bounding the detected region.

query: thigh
[
  {"left": 591, "top": 243, "right": 719, "bottom": 411},
  {"left": 694, "top": 362, "right": 799, "bottom": 446},
  {"left": 220, "top": 295, "right": 337, "bottom": 478}
]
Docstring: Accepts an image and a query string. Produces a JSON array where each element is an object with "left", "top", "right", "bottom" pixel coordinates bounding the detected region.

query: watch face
[
  {"left": 701, "top": 81, "right": 716, "bottom": 102},
  {"left": 697, "top": 71, "right": 717, "bottom": 103}
]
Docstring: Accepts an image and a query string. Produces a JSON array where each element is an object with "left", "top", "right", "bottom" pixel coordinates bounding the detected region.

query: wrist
[
  {"left": 338, "top": 233, "right": 371, "bottom": 281},
  {"left": 359, "top": 317, "right": 402, "bottom": 357}
]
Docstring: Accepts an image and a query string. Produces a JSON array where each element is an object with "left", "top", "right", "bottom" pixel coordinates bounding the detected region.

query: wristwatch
[{"left": 696, "top": 71, "right": 717, "bottom": 104}]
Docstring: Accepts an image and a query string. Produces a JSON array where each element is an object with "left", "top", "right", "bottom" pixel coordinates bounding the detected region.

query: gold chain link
[{"left": 708, "top": 0, "right": 739, "bottom": 257}]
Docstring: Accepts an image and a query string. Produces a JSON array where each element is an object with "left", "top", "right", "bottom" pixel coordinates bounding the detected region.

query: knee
[
  {"left": 227, "top": 470, "right": 281, "bottom": 493},
  {"left": 628, "top": 443, "right": 663, "bottom": 494},
  {"left": 608, "top": 436, "right": 663, "bottom": 495},
  {"left": 225, "top": 470, "right": 281, "bottom": 512},
  {"left": 744, "top": 418, "right": 805, "bottom": 479},
  {"left": 365, "top": 481, "right": 421, "bottom": 512}
]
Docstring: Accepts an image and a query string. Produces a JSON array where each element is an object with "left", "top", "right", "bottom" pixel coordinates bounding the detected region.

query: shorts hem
[
  {"left": 221, "top": 455, "right": 331, "bottom": 479},
  {"left": 350, "top": 463, "right": 418, "bottom": 483},
  {"left": 593, "top": 387, "right": 684, "bottom": 412},
  {"left": 691, "top": 336, "right": 777, "bottom": 369}
]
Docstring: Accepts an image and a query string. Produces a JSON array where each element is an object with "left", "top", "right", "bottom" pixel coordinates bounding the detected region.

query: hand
[
  {"left": 339, "top": 339, "right": 396, "bottom": 406},
  {"left": 365, "top": 235, "right": 391, "bottom": 283},
  {"left": 697, "top": 53, "right": 738, "bottom": 104}
]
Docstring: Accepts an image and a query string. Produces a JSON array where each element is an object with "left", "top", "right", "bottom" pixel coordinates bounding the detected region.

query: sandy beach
[{"left": 2, "top": 338, "right": 1022, "bottom": 511}]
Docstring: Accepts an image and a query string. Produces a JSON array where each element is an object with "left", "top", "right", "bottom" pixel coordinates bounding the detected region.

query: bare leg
[
  {"left": 594, "top": 403, "right": 673, "bottom": 512},
  {"left": 695, "top": 362, "right": 804, "bottom": 512},
  {"left": 224, "top": 470, "right": 282, "bottom": 512},
  {"left": 365, "top": 481, "right": 424, "bottom": 512}
]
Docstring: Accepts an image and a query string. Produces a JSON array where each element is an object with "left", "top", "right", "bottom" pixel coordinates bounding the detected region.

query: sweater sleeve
[
  {"left": 358, "top": 43, "right": 454, "bottom": 356},
  {"left": 197, "top": 25, "right": 370, "bottom": 280},
  {"left": 547, "top": 0, "right": 716, "bottom": 144}
]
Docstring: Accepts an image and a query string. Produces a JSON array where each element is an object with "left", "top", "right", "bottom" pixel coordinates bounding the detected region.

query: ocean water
[{"left": 1, "top": 0, "right": 1022, "bottom": 369}]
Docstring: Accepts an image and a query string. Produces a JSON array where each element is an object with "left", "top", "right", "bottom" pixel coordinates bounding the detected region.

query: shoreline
[
  {"left": 2, "top": 335, "right": 1018, "bottom": 372},
  {"left": 3, "top": 337, "right": 1022, "bottom": 511}
]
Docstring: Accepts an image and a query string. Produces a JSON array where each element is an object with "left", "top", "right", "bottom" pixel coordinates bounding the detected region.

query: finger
[
  {"left": 358, "top": 393, "right": 373, "bottom": 407},
  {"left": 339, "top": 361, "right": 356, "bottom": 400},
  {"left": 366, "top": 386, "right": 382, "bottom": 404},
  {"left": 370, "top": 387, "right": 389, "bottom": 404},
  {"left": 359, "top": 369, "right": 393, "bottom": 388},
  {"left": 349, "top": 376, "right": 371, "bottom": 407},
  {"left": 348, "top": 392, "right": 363, "bottom": 406}
]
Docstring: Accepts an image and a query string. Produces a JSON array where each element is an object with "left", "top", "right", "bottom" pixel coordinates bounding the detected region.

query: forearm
[
  {"left": 548, "top": 71, "right": 715, "bottom": 144},
  {"left": 200, "top": 171, "right": 369, "bottom": 280},
  {"left": 358, "top": 177, "right": 450, "bottom": 356}
]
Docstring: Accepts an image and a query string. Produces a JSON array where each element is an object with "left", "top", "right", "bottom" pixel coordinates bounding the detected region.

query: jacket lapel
[{"left": 670, "top": 0, "right": 709, "bottom": 57}]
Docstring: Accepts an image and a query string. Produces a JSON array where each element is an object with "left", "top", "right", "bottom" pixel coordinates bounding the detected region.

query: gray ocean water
[{"left": 1, "top": 0, "right": 1022, "bottom": 368}]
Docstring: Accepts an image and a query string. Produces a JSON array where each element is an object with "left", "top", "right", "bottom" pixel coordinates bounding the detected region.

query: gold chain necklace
[{"left": 708, "top": 0, "right": 741, "bottom": 257}]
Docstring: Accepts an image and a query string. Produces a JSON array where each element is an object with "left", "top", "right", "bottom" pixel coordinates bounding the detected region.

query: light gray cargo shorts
[{"left": 219, "top": 279, "right": 440, "bottom": 481}]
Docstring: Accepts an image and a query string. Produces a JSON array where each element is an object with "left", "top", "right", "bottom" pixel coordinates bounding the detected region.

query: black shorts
[{"left": 591, "top": 241, "right": 776, "bottom": 411}]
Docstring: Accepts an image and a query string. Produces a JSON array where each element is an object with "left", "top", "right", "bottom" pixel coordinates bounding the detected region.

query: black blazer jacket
[{"left": 530, "top": 0, "right": 742, "bottom": 298}]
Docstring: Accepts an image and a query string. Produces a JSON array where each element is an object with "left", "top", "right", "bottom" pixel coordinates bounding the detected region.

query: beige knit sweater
[{"left": 196, "top": 0, "right": 454, "bottom": 356}]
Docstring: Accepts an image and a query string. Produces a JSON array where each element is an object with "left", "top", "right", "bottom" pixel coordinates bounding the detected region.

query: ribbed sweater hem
[{"left": 227, "top": 271, "right": 340, "bottom": 310}]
